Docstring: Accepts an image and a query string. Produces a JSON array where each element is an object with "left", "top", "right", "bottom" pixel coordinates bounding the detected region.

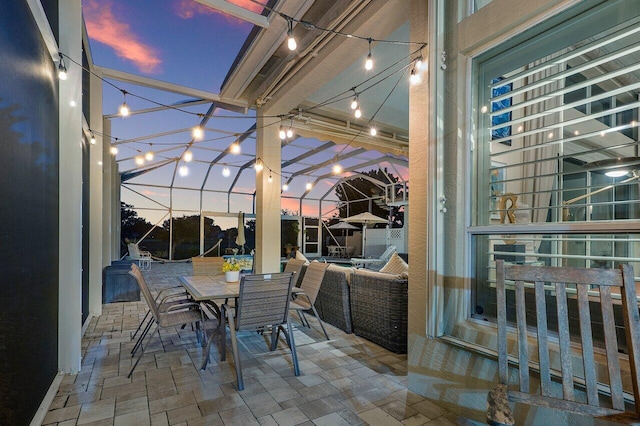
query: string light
[
  {"left": 279, "top": 124, "right": 286, "bottom": 140},
  {"left": 135, "top": 155, "right": 144, "bottom": 166},
  {"left": 231, "top": 143, "right": 241, "bottom": 154},
  {"left": 286, "top": 126, "right": 294, "bottom": 139},
  {"left": 365, "top": 38, "right": 373, "bottom": 70},
  {"left": 222, "top": 166, "right": 231, "bottom": 177},
  {"left": 282, "top": 183, "right": 289, "bottom": 191},
  {"left": 305, "top": 182, "right": 313, "bottom": 191},
  {"left": 183, "top": 150, "right": 193, "bottom": 162},
  {"left": 369, "top": 127, "right": 377, "bottom": 136},
  {"left": 254, "top": 158, "right": 264, "bottom": 171},
  {"left": 415, "top": 55, "right": 423, "bottom": 71},
  {"left": 268, "top": 171, "right": 273, "bottom": 182},
  {"left": 192, "top": 126, "right": 203, "bottom": 140},
  {"left": 145, "top": 151, "right": 154, "bottom": 161},
  {"left": 332, "top": 163, "right": 342, "bottom": 174},
  {"left": 350, "top": 95, "right": 358, "bottom": 110},
  {"left": 110, "top": 146, "right": 118, "bottom": 155},
  {"left": 90, "top": 133, "right": 96, "bottom": 145},
  {"left": 354, "top": 106, "right": 362, "bottom": 119},
  {"left": 409, "top": 68, "right": 420, "bottom": 85},
  {"left": 58, "top": 53, "right": 67, "bottom": 80},
  {"left": 179, "top": 165, "right": 189, "bottom": 177},
  {"left": 287, "top": 19, "right": 297, "bottom": 51},
  {"left": 119, "top": 91, "right": 129, "bottom": 117}
]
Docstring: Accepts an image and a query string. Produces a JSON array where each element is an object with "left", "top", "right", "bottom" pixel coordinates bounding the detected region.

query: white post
[
  {"left": 58, "top": 0, "right": 83, "bottom": 373},
  {"left": 89, "top": 66, "right": 104, "bottom": 317}
]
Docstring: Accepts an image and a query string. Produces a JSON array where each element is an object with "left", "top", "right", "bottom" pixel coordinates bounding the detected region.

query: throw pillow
[{"left": 380, "top": 252, "right": 408, "bottom": 275}]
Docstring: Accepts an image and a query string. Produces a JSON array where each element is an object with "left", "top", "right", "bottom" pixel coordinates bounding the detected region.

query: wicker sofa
[
  {"left": 314, "top": 265, "right": 354, "bottom": 334},
  {"left": 349, "top": 269, "right": 408, "bottom": 354}
]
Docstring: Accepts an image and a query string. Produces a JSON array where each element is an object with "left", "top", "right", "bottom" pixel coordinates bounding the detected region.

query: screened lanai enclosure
[{"left": 101, "top": 2, "right": 415, "bottom": 261}]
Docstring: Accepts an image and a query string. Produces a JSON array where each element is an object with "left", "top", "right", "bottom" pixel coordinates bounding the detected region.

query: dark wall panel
[{"left": 0, "top": 2, "right": 60, "bottom": 424}]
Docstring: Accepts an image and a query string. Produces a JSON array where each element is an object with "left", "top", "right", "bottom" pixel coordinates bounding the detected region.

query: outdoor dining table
[{"left": 178, "top": 274, "right": 302, "bottom": 369}]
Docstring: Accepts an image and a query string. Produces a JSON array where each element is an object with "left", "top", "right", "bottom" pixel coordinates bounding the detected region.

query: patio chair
[
  {"left": 127, "top": 264, "right": 205, "bottom": 378},
  {"left": 128, "top": 242, "right": 152, "bottom": 270},
  {"left": 350, "top": 245, "right": 397, "bottom": 269},
  {"left": 487, "top": 260, "right": 640, "bottom": 425},
  {"left": 283, "top": 258, "right": 307, "bottom": 287},
  {"left": 219, "top": 272, "right": 299, "bottom": 390},
  {"left": 289, "top": 262, "right": 330, "bottom": 340}
]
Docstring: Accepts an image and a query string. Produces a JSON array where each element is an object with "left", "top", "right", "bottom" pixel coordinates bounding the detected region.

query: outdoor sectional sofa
[{"left": 304, "top": 262, "right": 409, "bottom": 354}]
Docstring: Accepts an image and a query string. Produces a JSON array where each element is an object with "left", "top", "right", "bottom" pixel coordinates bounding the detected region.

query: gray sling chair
[
  {"left": 217, "top": 272, "right": 300, "bottom": 391},
  {"left": 289, "top": 261, "right": 330, "bottom": 340},
  {"left": 128, "top": 264, "right": 206, "bottom": 378}
]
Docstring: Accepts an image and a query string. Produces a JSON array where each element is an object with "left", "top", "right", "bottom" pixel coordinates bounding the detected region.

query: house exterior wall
[
  {"left": 407, "top": 0, "right": 612, "bottom": 423},
  {"left": 0, "top": 1, "right": 60, "bottom": 423}
]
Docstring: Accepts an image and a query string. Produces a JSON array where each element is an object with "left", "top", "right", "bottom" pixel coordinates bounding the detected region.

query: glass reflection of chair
[
  {"left": 219, "top": 272, "right": 299, "bottom": 391},
  {"left": 127, "top": 243, "right": 152, "bottom": 270},
  {"left": 290, "top": 262, "right": 330, "bottom": 340}
]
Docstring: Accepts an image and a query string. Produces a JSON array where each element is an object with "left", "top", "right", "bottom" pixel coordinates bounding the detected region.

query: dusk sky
[{"left": 82, "top": 0, "right": 408, "bottom": 227}]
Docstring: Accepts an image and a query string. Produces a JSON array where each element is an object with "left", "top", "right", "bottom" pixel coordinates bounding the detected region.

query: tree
[
  {"left": 162, "top": 215, "right": 221, "bottom": 259},
  {"left": 334, "top": 168, "right": 405, "bottom": 227},
  {"left": 121, "top": 202, "right": 154, "bottom": 243}
]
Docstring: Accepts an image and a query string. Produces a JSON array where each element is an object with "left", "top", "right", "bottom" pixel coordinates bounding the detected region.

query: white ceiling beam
[
  {"left": 96, "top": 66, "right": 248, "bottom": 113},
  {"left": 192, "top": 0, "right": 269, "bottom": 28}
]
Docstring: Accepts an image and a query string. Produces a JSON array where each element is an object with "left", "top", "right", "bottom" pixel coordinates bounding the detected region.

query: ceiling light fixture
[
  {"left": 584, "top": 157, "right": 640, "bottom": 178},
  {"left": 287, "top": 19, "right": 297, "bottom": 51},
  {"left": 365, "top": 38, "right": 373, "bottom": 70}
]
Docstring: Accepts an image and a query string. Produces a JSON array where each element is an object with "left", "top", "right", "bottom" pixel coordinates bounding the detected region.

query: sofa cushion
[
  {"left": 327, "top": 263, "right": 356, "bottom": 285},
  {"left": 379, "top": 252, "right": 409, "bottom": 276},
  {"left": 355, "top": 267, "right": 404, "bottom": 281},
  {"left": 295, "top": 250, "right": 309, "bottom": 264}
]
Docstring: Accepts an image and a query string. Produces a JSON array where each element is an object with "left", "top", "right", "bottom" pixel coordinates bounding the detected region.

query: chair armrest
[
  {"left": 156, "top": 285, "right": 185, "bottom": 299},
  {"left": 164, "top": 302, "right": 201, "bottom": 312}
]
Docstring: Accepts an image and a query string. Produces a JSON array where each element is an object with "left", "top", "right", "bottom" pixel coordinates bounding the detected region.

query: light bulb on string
[
  {"left": 90, "top": 133, "right": 96, "bottom": 145},
  {"left": 135, "top": 155, "right": 144, "bottom": 166},
  {"left": 179, "top": 165, "right": 189, "bottom": 177},
  {"left": 231, "top": 143, "right": 241, "bottom": 154},
  {"left": 110, "top": 146, "right": 118, "bottom": 155},
  {"left": 222, "top": 167, "right": 231, "bottom": 177},
  {"left": 145, "top": 149, "right": 154, "bottom": 161},
  {"left": 183, "top": 150, "right": 193, "bottom": 162},
  {"left": 286, "top": 126, "right": 293, "bottom": 138},
  {"left": 354, "top": 107, "right": 362, "bottom": 119},
  {"left": 364, "top": 38, "right": 373, "bottom": 70},
  {"left": 370, "top": 126, "right": 377, "bottom": 136},
  {"left": 58, "top": 54, "right": 67, "bottom": 80},
  {"left": 279, "top": 124, "right": 286, "bottom": 140},
  {"left": 332, "top": 163, "right": 342, "bottom": 175},
  {"left": 268, "top": 171, "right": 273, "bottom": 183},
  {"left": 119, "top": 91, "right": 129, "bottom": 117},
  {"left": 192, "top": 126, "right": 203, "bottom": 140},
  {"left": 350, "top": 96, "right": 358, "bottom": 110},
  {"left": 254, "top": 158, "right": 264, "bottom": 172},
  {"left": 305, "top": 182, "right": 313, "bottom": 191},
  {"left": 409, "top": 68, "right": 420, "bottom": 85},
  {"left": 282, "top": 183, "right": 288, "bottom": 191},
  {"left": 287, "top": 19, "right": 297, "bottom": 51}
]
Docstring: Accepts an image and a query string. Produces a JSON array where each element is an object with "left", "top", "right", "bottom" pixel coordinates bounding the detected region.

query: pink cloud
[
  {"left": 176, "top": 0, "right": 263, "bottom": 24},
  {"left": 84, "top": 0, "right": 162, "bottom": 74}
]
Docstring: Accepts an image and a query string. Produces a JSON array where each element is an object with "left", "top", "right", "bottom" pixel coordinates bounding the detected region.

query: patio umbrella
[
  {"left": 235, "top": 211, "right": 246, "bottom": 254},
  {"left": 328, "top": 222, "right": 358, "bottom": 254},
  {"left": 342, "top": 212, "right": 388, "bottom": 257}
]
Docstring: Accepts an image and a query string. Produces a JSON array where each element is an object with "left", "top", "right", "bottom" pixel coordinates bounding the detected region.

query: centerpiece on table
[{"left": 222, "top": 259, "right": 241, "bottom": 282}]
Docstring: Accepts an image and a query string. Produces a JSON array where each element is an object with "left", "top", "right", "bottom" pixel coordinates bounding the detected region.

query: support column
[
  {"left": 58, "top": 0, "right": 82, "bottom": 373},
  {"left": 89, "top": 69, "right": 103, "bottom": 317},
  {"left": 254, "top": 113, "right": 282, "bottom": 273},
  {"left": 102, "top": 118, "right": 115, "bottom": 264}
]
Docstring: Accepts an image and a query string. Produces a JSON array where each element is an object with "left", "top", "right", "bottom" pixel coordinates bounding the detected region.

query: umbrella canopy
[
  {"left": 328, "top": 222, "right": 359, "bottom": 230},
  {"left": 235, "top": 211, "right": 246, "bottom": 254},
  {"left": 342, "top": 213, "right": 388, "bottom": 257},
  {"left": 342, "top": 212, "right": 388, "bottom": 225}
]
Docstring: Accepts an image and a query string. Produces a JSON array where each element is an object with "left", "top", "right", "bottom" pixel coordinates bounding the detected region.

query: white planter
[{"left": 225, "top": 271, "right": 240, "bottom": 282}]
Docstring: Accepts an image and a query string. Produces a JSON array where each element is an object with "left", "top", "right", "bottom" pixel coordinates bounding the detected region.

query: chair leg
[
  {"left": 309, "top": 305, "right": 330, "bottom": 340},
  {"left": 131, "top": 310, "right": 150, "bottom": 341},
  {"left": 227, "top": 312, "right": 244, "bottom": 391},
  {"left": 132, "top": 318, "right": 155, "bottom": 356},
  {"left": 220, "top": 306, "right": 228, "bottom": 362},
  {"left": 128, "top": 322, "right": 158, "bottom": 378},
  {"left": 286, "top": 321, "right": 300, "bottom": 377}
]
